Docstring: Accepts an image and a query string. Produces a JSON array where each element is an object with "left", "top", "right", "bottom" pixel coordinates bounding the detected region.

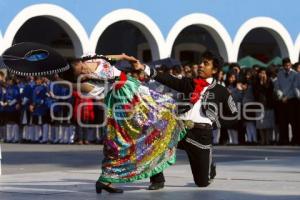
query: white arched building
[{"left": 0, "top": 1, "right": 300, "bottom": 63}]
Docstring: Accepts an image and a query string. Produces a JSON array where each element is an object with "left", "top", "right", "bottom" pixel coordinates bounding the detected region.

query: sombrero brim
[{"left": 1, "top": 42, "right": 69, "bottom": 76}]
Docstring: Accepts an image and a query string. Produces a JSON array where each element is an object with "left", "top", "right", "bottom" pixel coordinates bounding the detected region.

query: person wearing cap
[{"left": 133, "top": 51, "right": 238, "bottom": 189}]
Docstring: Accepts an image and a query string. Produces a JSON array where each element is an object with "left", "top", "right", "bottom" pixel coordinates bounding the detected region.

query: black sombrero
[{"left": 1, "top": 42, "right": 69, "bottom": 76}]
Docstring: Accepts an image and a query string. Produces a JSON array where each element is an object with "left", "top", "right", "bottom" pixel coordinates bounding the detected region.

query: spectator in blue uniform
[
  {"left": 4, "top": 77, "right": 21, "bottom": 143},
  {"left": 48, "top": 77, "right": 73, "bottom": 144},
  {"left": 0, "top": 71, "right": 6, "bottom": 142},
  {"left": 20, "top": 76, "right": 34, "bottom": 143},
  {"left": 30, "top": 77, "right": 49, "bottom": 143}
]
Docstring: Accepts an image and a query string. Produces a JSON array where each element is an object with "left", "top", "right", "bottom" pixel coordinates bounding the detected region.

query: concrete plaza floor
[{"left": 0, "top": 144, "right": 299, "bottom": 200}]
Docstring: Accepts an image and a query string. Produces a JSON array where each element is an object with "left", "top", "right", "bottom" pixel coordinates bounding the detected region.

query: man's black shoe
[
  {"left": 210, "top": 164, "right": 216, "bottom": 179},
  {"left": 148, "top": 182, "right": 164, "bottom": 190}
]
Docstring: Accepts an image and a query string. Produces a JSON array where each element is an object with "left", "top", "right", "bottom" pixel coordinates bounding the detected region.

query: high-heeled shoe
[{"left": 95, "top": 181, "right": 124, "bottom": 194}]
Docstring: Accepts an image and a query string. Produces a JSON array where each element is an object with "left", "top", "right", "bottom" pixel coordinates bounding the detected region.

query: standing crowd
[
  {"left": 146, "top": 57, "right": 300, "bottom": 146},
  {"left": 0, "top": 57, "right": 300, "bottom": 146},
  {"left": 0, "top": 73, "right": 105, "bottom": 144}
]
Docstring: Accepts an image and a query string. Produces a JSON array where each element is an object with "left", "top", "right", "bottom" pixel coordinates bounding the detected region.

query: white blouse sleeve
[
  {"left": 86, "top": 82, "right": 106, "bottom": 99},
  {"left": 112, "top": 66, "right": 121, "bottom": 77}
]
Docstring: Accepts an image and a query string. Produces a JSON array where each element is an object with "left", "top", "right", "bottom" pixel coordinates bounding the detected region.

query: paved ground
[{"left": 0, "top": 144, "right": 300, "bottom": 200}]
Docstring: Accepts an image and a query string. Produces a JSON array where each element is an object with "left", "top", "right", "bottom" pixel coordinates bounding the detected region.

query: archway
[
  {"left": 233, "top": 17, "right": 294, "bottom": 62},
  {"left": 238, "top": 28, "right": 283, "bottom": 63},
  {"left": 95, "top": 21, "right": 153, "bottom": 63},
  {"left": 90, "top": 9, "right": 163, "bottom": 60},
  {"left": 2, "top": 4, "right": 88, "bottom": 57},
  {"left": 166, "top": 13, "right": 232, "bottom": 62},
  {"left": 13, "top": 16, "right": 76, "bottom": 58},
  {"left": 171, "top": 25, "right": 220, "bottom": 65}
]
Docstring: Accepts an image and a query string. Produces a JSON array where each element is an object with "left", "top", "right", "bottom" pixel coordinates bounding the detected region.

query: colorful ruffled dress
[{"left": 98, "top": 72, "right": 186, "bottom": 183}]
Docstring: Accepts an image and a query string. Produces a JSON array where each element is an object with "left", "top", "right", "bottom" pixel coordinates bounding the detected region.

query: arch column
[
  {"left": 166, "top": 13, "right": 232, "bottom": 61},
  {"left": 233, "top": 17, "right": 295, "bottom": 63},
  {"left": 90, "top": 9, "right": 164, "bottom": 60},
  {"left": 0, "top": 31, "right": 3, "bottom": 54},
  {"left": 2, "top": 3, "right": 89, "bottom": 57},
  {"left": 293, "top": 34, "right": 300, "bottom": 62}
]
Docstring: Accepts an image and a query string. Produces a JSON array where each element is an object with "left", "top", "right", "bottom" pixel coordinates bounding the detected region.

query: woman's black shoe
[
  {"left": 210, "top": 164, "right": 216, "bottom": 179},
  {"left": 148, "top": 182, "right": 164, "bottom": 190},
  {"left": 95, "top": 181, "right": 124, "bottom": 194}
]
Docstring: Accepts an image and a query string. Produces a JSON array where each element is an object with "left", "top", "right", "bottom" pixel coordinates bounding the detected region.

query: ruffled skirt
[{"left": 98, "top": 73, "right": 186, "bottom": 183}]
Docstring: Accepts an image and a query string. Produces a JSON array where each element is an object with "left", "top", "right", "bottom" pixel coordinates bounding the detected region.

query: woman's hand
[
  {"left": 105, "top": 54, "right": 145, "bottom": 70},
  {"left": 132, "top": 60, "right": 145, "bottom": 71},
  {"left": 106, "top": 54, "right": 138, "bottom": 62}
]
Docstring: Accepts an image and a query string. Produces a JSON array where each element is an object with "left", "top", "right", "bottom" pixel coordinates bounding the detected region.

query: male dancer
[{"left": 134, "top": 51, "right": 238, "bottom": 189}]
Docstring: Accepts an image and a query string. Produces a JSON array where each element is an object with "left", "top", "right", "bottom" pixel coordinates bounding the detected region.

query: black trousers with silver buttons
[{"left": 150, "top": 127, "right": 214, "bottom": 187}]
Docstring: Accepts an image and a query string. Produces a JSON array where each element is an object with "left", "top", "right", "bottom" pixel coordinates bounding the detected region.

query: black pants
[
  {"left": 219, "top": 127, "right": 228, "bottom": 145},
  {"left": 277, "top": 98, "right": 297, "bottom": 144},
  {"left": 150, "top": 127, "right": 214, "bottom": 187},
  {"left": 294, "top": 100, "right": 300, "bottom": 145}
]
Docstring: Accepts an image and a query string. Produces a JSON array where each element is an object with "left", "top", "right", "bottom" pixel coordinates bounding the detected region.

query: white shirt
[
  {"left": 179, "top": 78, "right": 213, "bottom": 124},
  {"left": 144, "top": 65, "right": 213, "bottom": 124},
  {"left": 94, "top": 64, "right": 121, "bottom": 79},
  {"left": 87, "top": 65, "right": 121, "bottom": 99}
]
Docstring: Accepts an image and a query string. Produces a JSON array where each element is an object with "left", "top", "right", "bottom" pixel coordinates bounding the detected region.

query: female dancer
[
  {"left": 60, "top": 54, "right": 186, "bottom": 193},
  {"left": 1, "top": 43, "right": 185, "bottom": 194}
]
